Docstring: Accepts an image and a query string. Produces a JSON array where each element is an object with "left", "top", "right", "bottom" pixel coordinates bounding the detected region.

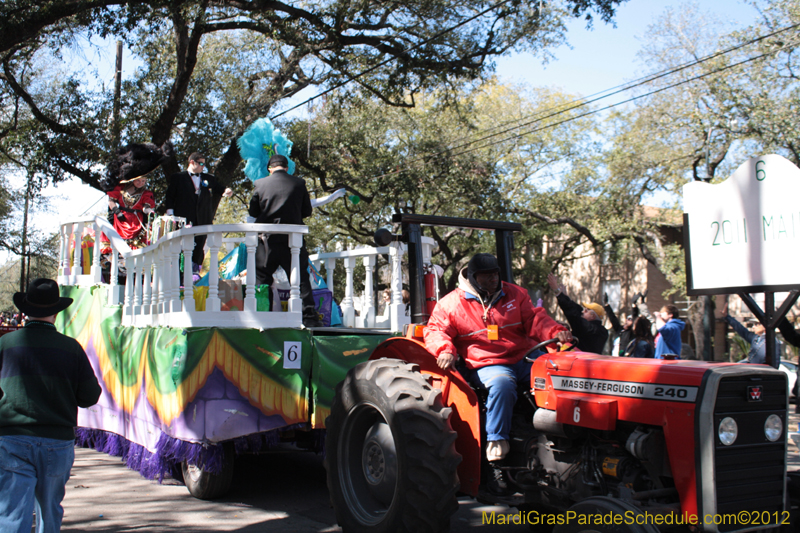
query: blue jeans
[
  {"left": 471, "top": 359, "right": 532, "bottom": 442},
  {"left": 0, "top": 435, "right": 74, "bottom": 533}
]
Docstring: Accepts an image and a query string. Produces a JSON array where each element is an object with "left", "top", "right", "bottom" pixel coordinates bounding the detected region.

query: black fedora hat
[{"left": 13, "top": 278, "right": 73, "bottom": 318}]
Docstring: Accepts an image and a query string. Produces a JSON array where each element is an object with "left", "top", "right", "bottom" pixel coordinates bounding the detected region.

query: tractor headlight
[
  {"left": 764, "top": 414, "right": 783, "bottom": 442},
  {"left": 718, "top": 417, "right": 738, "bottom": 445}
]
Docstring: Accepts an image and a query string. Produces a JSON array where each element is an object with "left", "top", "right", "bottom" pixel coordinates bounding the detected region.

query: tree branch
[
  {"left": 514, "top": 207, "right": 600, "bottom": 246},
  {"left": 150, "top": 1, "right": 209, "bottom": 146},
  {"left": 0, "top": 0, "right": 127, "bottom": 54},
  {"left": 2, "top": 55, "right": 83, "bottom": 137}
]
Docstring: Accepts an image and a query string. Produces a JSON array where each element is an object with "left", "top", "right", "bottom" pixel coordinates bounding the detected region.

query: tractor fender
[{"left": 370, "top": 337, "right": 482, "bottom": 496}]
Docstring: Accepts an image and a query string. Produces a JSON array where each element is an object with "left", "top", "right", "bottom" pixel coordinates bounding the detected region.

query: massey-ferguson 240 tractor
[{"left": 325, "top": 214, "right": 791, "bottom": 533}]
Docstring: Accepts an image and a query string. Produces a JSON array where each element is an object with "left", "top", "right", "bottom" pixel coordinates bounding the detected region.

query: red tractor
[{"left": 324, "top": 214, "right": 792, "bottom": 533}]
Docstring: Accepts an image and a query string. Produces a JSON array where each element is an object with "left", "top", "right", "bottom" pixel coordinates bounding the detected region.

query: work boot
[
  {"left": 486, "top": 462, "right": 511, "bottom": 497},
  {"left": 486, "top": 439, "right": 510, "bottom": 462}
]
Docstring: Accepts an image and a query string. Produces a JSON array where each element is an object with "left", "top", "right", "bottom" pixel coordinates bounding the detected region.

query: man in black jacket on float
[
  {"left": 547, "top": 272, "right": 609, "bottom": 354},
  {"left": 249, "top": 154, "right": 322, "bottom": 327},
  {"left": 165, "top": 152, "right": 232, "bottom": 267}
]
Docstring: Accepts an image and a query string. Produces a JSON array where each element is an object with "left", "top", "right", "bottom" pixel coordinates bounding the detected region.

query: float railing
[
  {"left": 58, "top": 218, "right": 436, "bottom": 331},
  {"left": 308, "top": 237, "right": 435, "bottom": 331},
  {"left": 58, "top": 218, "right": 308, "bottom": 329}
]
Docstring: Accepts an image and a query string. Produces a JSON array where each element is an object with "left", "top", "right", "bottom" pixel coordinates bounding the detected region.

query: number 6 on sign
[{"left": 284, "top": 341, "right": 302, "bottom": 369}]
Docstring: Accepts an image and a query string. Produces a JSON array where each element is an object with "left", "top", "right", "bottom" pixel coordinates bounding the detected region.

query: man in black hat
[
  {"left": 0, "top": 279, "right": 101, "bottom": 532},
  {"left": 249, "top": 154, "right": 321, "bottom": 327},
  {"left": 165, "top": 152, "right": 233, "bottom": 268}
]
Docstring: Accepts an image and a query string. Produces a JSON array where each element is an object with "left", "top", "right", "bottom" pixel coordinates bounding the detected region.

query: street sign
[{"left": 684, "top": 154, "right": 800, "bottom": 295}]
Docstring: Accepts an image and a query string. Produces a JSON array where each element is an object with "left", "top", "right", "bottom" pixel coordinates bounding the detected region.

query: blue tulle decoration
[{"left": 237, "top": 118, "right": 295, "bottom": 181}]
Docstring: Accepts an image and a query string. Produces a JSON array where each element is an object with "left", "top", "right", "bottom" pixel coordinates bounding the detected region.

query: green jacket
[{"left": 0, "top": 321, "right": 101, "bottom": 440}]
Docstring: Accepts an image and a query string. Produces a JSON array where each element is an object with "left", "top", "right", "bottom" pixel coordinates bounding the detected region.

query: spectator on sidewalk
[
  {"left": 547, "top": 273, "right": 608, "bottom": 354},
  {"left": 624, "top": 316, "right": 655, "bottom": 358},
  {"left": 605, "top": 293, "right": 640, "bottom": 357},
  {"left": 0, "top": 279, "right": 102, "bottom": 533},
  {"left": 653, "top": 304, "right": 685, "bottom": 359},
  {"left": 722, "top": 302, "right": 781, "bottom": 365}
]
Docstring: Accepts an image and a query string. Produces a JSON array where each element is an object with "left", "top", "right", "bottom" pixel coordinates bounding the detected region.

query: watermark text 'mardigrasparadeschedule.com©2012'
[{"left": 482, "top": 510, "right": 791, "bottom": 527}]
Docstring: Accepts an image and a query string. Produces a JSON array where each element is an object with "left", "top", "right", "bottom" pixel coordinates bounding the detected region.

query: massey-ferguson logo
[{"left": 748, "top": 385, "right": 763, "bottom": 402}]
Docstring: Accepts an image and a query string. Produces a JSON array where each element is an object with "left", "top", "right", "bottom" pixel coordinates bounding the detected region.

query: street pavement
[
  {"left": 61, "top": 448, "right": 528, "bottom": 532},
  {"left": 59, "top": 407, "right": 800, "bottom": 532}
]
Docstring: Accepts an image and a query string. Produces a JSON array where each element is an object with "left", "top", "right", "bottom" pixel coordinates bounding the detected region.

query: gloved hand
[
  {"left": 112, "top": 206, "right": 124, "bottom": 220},
  {"left": 603, "top": 292, "right": 609, "bottom": 306},
  {"left": 143, "top": 206, "right": 154, "bottom": 215},
  {"left": 641, "top": 289, "right": 648, "bottom": 303}
]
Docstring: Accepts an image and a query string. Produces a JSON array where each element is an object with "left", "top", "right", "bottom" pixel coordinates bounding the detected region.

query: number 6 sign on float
[{"left": 283, "top": 341, "right": 302, "bottom": 369}]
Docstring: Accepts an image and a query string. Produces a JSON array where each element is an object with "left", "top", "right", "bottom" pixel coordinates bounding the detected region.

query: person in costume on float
[
  {"left": 107, "top": 173, "right": 155, "bottom": 249},
  {"left": 99, "top": 142, "right": 173, "bottom": 268},
  {"left": 165, "top": 152, "right": 233, "bottom": 270},
  {"left": 249, "top": 154, "right": 323, "bottom": 327},
  {"left": 238, "top": 117, "right": 347, "bottom": 325}
]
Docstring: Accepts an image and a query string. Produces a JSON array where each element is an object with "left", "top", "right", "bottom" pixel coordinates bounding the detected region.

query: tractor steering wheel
[{"left": 524, "top": 336, "right": 579, "bottom": 362}]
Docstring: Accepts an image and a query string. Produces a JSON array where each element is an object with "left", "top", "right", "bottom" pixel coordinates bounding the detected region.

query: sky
[
  {"left": 494, "top": 0, "right": 759, "bottom": 96},
  {"left": 32, "top": 0, "right": 762, "bottom": 249}
]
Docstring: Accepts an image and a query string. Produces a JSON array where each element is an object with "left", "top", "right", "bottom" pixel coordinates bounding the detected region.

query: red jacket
[
  {"left": 424, "top": 271, "right": 567, "bottom": 369},
  {"left": 107, "top": 186, "right": 155, "bottom": 242}
]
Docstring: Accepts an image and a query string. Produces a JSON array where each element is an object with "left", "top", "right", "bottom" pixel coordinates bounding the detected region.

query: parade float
[
  {"left": 58, "top": 211, "right": 436, "bottom": 498},
  {"left": 57, "top": 119, "right": 437, "bottom": 498}
]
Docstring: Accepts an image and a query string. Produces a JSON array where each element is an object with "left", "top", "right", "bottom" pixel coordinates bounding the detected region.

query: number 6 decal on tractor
[
  {"left": 573, "top": 406, "right": 580, "bottom": 423},
  {"left": 284, "top": 341, "right": 302, "bottom": 369}
]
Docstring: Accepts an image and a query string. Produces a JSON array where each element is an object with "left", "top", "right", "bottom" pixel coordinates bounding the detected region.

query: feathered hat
[
  {"left": 237, "top": 118, "right": 295, "bottom": 181},
  {"left": 101, "top": 142, "right": 174, "bottom": 192}
]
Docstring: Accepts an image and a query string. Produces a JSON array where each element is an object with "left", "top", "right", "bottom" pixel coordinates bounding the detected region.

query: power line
[
  {"left": 79, "top": 194, "right": 106, "bottom": 217},
  {"left": 365, "top": 20, "right": 800, "bottom": 178},
  {"left": 457, "top": 18, "right": 800, "bottom": 149},
  {"left": 448, "top": 33, "right": 800, "bottom": 160}
]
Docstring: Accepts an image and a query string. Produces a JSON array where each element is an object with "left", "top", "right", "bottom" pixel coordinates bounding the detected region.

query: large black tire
[
  {"left": 553, "top": 497, "right": 661, "bottom": 533},
  {"left": 182, "top": 443, "right": 235, "bottom": 500},
  {"left": 326, "top": 358, "right": 461, "bottom": 533}
]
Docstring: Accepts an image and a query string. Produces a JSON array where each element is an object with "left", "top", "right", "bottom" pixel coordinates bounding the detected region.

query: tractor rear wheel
[{"left": 326, "top": 358, "right": 461, "bottom": 533}]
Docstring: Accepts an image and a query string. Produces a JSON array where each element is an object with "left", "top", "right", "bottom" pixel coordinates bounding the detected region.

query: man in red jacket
[{"left": 424, "top": 253, "right": 571, "bottom": 496}]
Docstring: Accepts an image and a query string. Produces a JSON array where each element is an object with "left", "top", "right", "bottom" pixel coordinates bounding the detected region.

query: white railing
[
  {"left": 58, "top": 215, "right": 104, "bottom": 288},
  {"left": 58, "top": 217, "right": 436, "bottom": 331},
  {"left": 309, "top": 236, "right": 435, "bottom": 331}
]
